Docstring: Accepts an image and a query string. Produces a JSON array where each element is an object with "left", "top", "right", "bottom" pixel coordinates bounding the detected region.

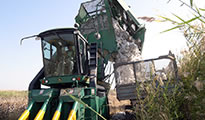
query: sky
[{"left": 0, "top": 0, "right": 204, "bottom": 90}]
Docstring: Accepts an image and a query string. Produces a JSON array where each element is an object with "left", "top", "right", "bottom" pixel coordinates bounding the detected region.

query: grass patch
[{"left": 0, "top": 90, "right": 28, "bottom": 98}]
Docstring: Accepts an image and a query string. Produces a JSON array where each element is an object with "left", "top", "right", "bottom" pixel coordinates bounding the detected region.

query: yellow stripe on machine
[
  {"left": 52, "top": 110, "right": 61, "bottom": 120},
  {"left": 18, "top": 109, "right": 30, "bottom": 120},
  {"left": 67, "top": 109, "right": 76, "bottom": 120},
  {"left": 34, "top": 110, "right": 45, "bottom": 120}
]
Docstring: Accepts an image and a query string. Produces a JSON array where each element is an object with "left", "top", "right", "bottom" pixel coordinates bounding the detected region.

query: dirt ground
[
  {"left": 0, "top": 96, "right": 27, "bottom": 120},
  {"left": 108, "top": 90, "right": 130, "bottom": 114},
  {"left": 108, "top": 90, "right": 137, "bottom": 120}
]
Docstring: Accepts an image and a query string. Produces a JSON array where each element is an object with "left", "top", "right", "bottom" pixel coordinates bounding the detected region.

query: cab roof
[
  {"left": 38, "top": 28, "right": 88, "bottom": 43},
  {"left": 38, "top": 28, "right": 77, "bottom": 37}
]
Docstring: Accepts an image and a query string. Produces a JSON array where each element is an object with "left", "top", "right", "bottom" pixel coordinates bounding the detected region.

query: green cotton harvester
[{"left": 18, "top": 0, "right": 146, "bottom": 120}]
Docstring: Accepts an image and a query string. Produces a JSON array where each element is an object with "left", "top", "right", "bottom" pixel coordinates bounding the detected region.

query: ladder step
[
  {"left": 90, "top": 50, "right": 97, "bottom": 53},
  {"left": 90, "top": 53, "right": 96, "bottom": 56},
  {"left": 90, "top": 45, "right": 97, "bottom": 49},
  {"left": 89, "top": 56, "right": 96, "bottom": 59}
]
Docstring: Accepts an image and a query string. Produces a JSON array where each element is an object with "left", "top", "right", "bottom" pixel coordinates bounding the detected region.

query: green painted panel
[
  {"left": 98, "top": 97, "right": 109, "bottom": 120},
  {"left": 41, "top": 75, "right": 86, "bottom": 86},
  {"left": 59, "top": 88, "right": 84, "bottom": 102},
  {"left": 29, "top": 89, "right": 59, "bottom": 102},
  {"left": 85, "top": 29, "right": 117, "bottom": 53},
  {"left": 83, "top": 96, "right": 98, "bottom": 120}
]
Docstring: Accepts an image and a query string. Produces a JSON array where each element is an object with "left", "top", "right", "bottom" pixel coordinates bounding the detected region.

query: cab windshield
[{"left": 41, "top": 32, "right": 77, "bottom": 77}]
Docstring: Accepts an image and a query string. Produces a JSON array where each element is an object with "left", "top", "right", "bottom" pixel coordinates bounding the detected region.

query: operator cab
[{"left": 38, "top": 28, "right": 88, "bottom": 87}]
